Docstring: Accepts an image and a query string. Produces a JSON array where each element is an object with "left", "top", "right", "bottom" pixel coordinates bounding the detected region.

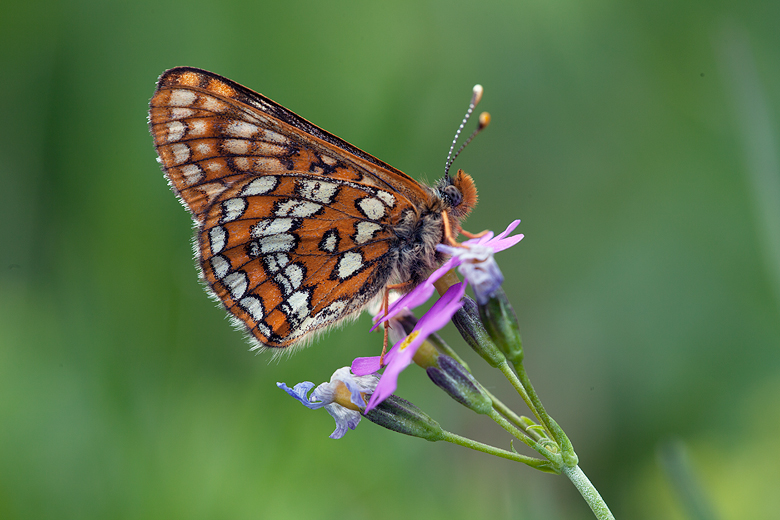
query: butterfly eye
[
  {"left": 443, "top": 184, "right": 463, "bottom": 208},
  {"left": 448, "top": 170, "right": 478, "bottom": 220}
]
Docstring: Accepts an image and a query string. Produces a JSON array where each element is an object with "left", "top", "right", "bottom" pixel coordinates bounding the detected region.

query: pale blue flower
[{"left": 278, "top": 367, "right": 378, "bottom": 439}]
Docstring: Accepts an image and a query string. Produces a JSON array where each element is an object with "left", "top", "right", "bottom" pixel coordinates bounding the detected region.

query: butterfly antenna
[{"left": 444, "top": 84, "right": 490, "bottom": 179}]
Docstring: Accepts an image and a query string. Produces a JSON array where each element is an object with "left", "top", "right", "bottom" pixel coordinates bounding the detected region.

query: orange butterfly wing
[{"left": 149, "top": 67, "right": 430, "bottom": 350}]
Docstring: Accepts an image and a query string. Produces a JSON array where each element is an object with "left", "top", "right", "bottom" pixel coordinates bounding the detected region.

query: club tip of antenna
[
  {"left": 471, "top": 84, "right": 484, "bottom": 106},
  {"left": 478, "top": 111, "right": 491, "bottom": 129}
]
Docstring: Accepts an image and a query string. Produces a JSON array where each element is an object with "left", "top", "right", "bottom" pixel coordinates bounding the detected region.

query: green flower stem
[
  {"left": 482, "top": 388, "right": 533, "bottom": 432},
  {"left": 487, "top": 409, "right": 561, "bottom": 467},
  {"left": 441, "top": 431, "right": 553, "bottom": 471},
  {"left": 562, "top": 465, "right": 615, "bottom": 520},
  {"left": 497, "top": 361, "right": 548, "bottom": 433},
  {"left": 513, "top": 362, "right": 577, "bottom": 465}
]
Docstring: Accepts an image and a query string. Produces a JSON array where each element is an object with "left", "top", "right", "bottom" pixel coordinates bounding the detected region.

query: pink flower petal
[{"left": 351, "top": 356, "right": 382, "bottom": 376}]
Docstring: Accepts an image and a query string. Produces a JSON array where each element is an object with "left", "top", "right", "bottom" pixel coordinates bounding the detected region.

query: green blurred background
[{"left": 2, "top": 0, "right": 779, "bottom": 518}]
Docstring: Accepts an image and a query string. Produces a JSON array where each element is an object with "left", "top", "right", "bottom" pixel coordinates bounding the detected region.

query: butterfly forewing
[
  {"left": 149, "top": 68, "right": 432, "bottom": 220},
  {"left": 149, "top": 67, "right": 429, "bottom": 350}
]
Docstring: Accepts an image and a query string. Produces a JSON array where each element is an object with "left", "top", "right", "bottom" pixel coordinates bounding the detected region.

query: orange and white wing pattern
[
  {"left": 149, "top": 67, "right": 477, "bottom": 351},
  {"left": 199, "top": 172, "right": 408, "bottom": 348}
]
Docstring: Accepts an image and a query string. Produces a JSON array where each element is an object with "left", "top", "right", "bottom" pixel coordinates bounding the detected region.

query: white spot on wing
[
  {"left": 223, "top": 139, "right": 250, "bottom": 155},
  {"left": 187, "top": 119, "right": 208, "bottom": 138},
  {"left": 251, "top": 218, "right": 294, "bottom": 237},
  {"left": 275, "top": 273, "right": 293, "bottom": 295},
  {"left": 209, "top": 226, "right": 226, "bottom": 254},
  {"left": 170, "top": 143, "right": 190, "bottom": 165},
  {"left": 357, "top": 197, "right": 385, "bottom": 220},
  {"left": 166, "top": 121, "right": 186, "bottom": 142},
  {"left": 223, "top": 271, "right": 248, "bottom": 299},
  {"left": 255, "top": 142, "right": 287, "bottom": 156},
  {"left": 321, "top": 154, "right": 337, "bottom": 166},
  {"left": 240, "top": 296, "right": 264, "bottom": 322},
  {"left": 225, "top": 120, "right": 259, "bottom": 138},
  {"left": 275, "top": 200, "right": 321, "bottom": 218},
  {"left": 199, "top": 95, "right": 226, "bottom": 113},
  {"left": 233, "top": 157, "right": 250, "bottom": 170},
  {"left": 168, "top": 89, "right": 197, "bottom": 107},
  {"left": 254, "top": 157, "right": 283, "bottom": 170},
  {"left": 337, "top": 252, "right": 363, "bottom": 279},
  {"left": 195, "top": 142, "right": 213, "bottom": 156},
  {"left": 284, "top": 290, "right": 310, "bottom": 322},
  {"left": 241, "top": 176, "right": 278, "bottom": 196},
  {"left": 262, "top": 130, "right": 289, "bottom": 144},
  {"left": 285, "top": 264, "right": 304, "bottom": 289},
  {"left": 264, "top": 253, "right": 289, "bottom": 273},
  {"left": 256, "top": 321, "right": 272, "bottom": 338},
  {"left": 211, "top": 255, "right": 230, "bottom": 279},
  {"left": 205, "top": 161, "right": 222, "bottom": 172},
  {"left": 298, "top": 180, "right": 338, "bottom": 204},
  {"left": 170, "top": 107, "right": 195, "bottom": 119},
  {"left": 180, "top": 164, "right": 203, "bottom": 185},
  {"left": 354, "top": 221, "right": 382, "bottom": 244},
  {"left": 258, "top": 233, "right": 295, "bottom": 253},
  {"left": 321, "top": 232, "right": 337, "bottom": 253},
  {"left": 376, "top": 190, "right": 396, "bottom": 207},
  {"left": 222, "top": 197, "right": 247, "bottom": 222}
]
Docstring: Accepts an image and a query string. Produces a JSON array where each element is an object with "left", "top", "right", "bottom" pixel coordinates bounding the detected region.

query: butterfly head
[{"left": 437, "top": 169, "right": 478, "bottom": 221}]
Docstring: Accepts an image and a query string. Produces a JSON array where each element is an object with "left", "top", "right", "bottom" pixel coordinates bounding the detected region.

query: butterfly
[{"left": 149, "top": 67, "right": 482, "bottom": 352}]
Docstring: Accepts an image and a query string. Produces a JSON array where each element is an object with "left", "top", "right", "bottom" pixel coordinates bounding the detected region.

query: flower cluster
[
  {"left": 352, "top": 220, "right": 523, "bottom": 411},
  {"left": 280, "top": 220, "right": 523, "bottom": 430},
  {"left": 274, "top": 217, "right": 614, "bottom": 517}
]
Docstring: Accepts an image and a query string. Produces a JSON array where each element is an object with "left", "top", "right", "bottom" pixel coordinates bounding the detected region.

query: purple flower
[
  {"left": 374, "top": 220, "right": 523, "bottom": 327},
  {"left": 277, "top": 367, "right": 378, "bottom": 439},
  {"left": 352, "top": 282, "right": 467, "bottom": 412},
  {"left": 438, "top": 220, "right": 524, "bottom": 303},
  {"left": 352, "top": 220, "right": 523, "bottom": 412}
]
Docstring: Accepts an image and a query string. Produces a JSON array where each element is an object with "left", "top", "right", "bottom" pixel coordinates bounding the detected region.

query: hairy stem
[{"left": 562, "top": 465, "right": 615, "bottom": 520}]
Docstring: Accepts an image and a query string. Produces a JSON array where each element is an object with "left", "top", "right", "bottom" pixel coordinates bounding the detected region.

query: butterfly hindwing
[{"left": 199, "top": 173, "right": 406, "bottom": 349}]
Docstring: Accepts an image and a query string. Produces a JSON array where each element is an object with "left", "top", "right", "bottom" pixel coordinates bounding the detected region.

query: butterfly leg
[
  {"left": 380, "top": 286, "right": 390, "bottom": 367},
  {"left": 442, "top": 210, "right": 467, "bottom": 248},
  {"left": 460, "top": 229, "right": 489, "bottom": 239},
  {"left": 378, "top": 281, "right": 416, "bottom": 366}
]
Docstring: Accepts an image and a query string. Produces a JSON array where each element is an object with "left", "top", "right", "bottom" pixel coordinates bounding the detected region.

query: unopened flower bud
[
  {"left": 364, "top": 395, "right": 445, "bottom": 441},
  {"left": 426, "top": 355, "right": 493, "bottom": 415},
  {"left": 477, "top": 286, "right": 523, "bottom": 365},
  {"left": 451, "top": 295, "right": 506, "bottom": 367}
]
